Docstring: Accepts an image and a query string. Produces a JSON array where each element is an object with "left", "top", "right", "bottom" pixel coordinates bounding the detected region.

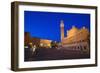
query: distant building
[
  {"left": 60, "top": 20, "right": 90, "bottom": 52},
  {"left": 31, "top": 37, "right": 40, "bottom": 47},
  {"left": 40, "top": 39, "right": 52, "bottom": 48},
  {"left": 24, "top": 32, "right": 31, "bottom": 46},
  {"left": 24, "top": 32, "right": 51, "bottom": 48}
]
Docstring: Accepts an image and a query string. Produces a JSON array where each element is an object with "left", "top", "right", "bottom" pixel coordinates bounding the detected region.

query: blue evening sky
[{"left": 24, "top": 11, "right": 90, "bottom": 42}]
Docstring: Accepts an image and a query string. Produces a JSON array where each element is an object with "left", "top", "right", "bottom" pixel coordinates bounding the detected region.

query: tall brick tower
[{"left": 60, "top": 20, "right": 64, "bottom": 42}]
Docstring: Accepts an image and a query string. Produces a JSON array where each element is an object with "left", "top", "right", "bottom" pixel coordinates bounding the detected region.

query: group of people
[{"left": 24, "top": 43, "right": 37, "bottom": 61}]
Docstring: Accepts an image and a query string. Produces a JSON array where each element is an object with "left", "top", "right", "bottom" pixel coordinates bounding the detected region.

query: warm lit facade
[
  {"left": 60, "top": 20, "right": 90, "bottom": 52},
  {"left": 24, "top": 32, "right": 51, "bottom": 48},
  {"left": 40, "top": 39, "right": 52, "bottom": 48},
  {"left": 24, "top": 32, "right": 31, "bottom": 46},
  {"left": 24, "top": 32, "right": 40, "bottom": 47}
]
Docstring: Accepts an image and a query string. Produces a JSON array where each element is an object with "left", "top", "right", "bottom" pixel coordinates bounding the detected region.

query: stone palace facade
[{"left": 60, "top": 20, "right": 90, "bottom": 52}]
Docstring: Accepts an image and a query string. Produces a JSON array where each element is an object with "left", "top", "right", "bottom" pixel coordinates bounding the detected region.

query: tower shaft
[{"left": 60, "top": 20, "right": 64, "bottom": 42}]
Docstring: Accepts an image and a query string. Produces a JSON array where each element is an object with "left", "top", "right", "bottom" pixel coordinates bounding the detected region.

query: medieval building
[
  {"left": 25, "top": 20, "right": 90, "bottom": 51},
  {"left": 60, "top": 20, "right": 90, "bottom": 52},
  {"left": 24, "top": 32, "right": 51, "bottom": 48}
]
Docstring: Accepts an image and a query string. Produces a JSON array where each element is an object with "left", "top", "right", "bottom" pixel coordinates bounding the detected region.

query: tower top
[
  {"left": 60, "top": 20, "right": 64, "bottom": 27},
  {"left": 82, "top": 26, "right": 85, "bottom": 29},
  {"left": 72, "top": 25, "right": 75, "bottom": 28}
]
